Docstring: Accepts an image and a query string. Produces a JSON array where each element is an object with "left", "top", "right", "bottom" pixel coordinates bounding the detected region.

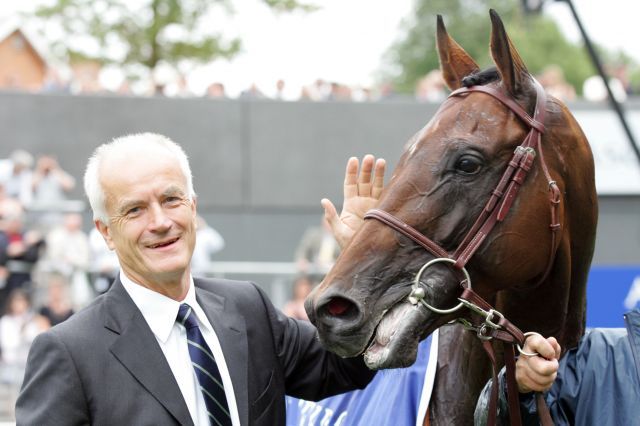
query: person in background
[
  {"left": 0, "top": 208, "right": 44, "bottom": 314},
  {"left": 582, "top": 64, "right": 628, "bottom": 103},
  {"left": 0, "top": 150, "right": 34, "bottom": 207},
  {"left": 536, "top": 65, "right": 576, "bottom": 102},
  {"left": 295, "top": 217, "right": 340, "bottom": 282},
  {"left": 283, "top": 275, "right": 313, "bottom": 321},
  {"left": 31, "top": 155, "right": 76, "bottom": 204},
  {"left": 415, "top": 69, "right": 447, "bottom": 102},
  {"left": 190, "top": 214, "right": 225, "bottom": 277},
  {"left": 38, "top": 273, "right": 74, "bottom": 327},
  {"left": 88, "top": 226, "right": 120, "bottom": 294},
  {"left": 0, "top": 183, "right": 23, "bottom": 222},
  {"left": 0, "top": 289, "right": 49, "bottom": 385},
  {"left": 44, "top": 212, "right": 92, "bottom": 309},
  {"left": 239, "top": 83, "right": 265, "bottom": 99},
  {"left": 206, "top": 82, "right": 227, "bottom": 98}
]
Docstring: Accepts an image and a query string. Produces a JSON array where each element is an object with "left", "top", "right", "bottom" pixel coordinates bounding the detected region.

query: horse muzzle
[{"left": 305, "top": 288, "right": 375, "bottom": 357}]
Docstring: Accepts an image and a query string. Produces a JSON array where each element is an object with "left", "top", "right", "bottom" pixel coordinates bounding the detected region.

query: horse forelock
[{"left": 461, "top": 67, "right": 499, "bottom": 87}]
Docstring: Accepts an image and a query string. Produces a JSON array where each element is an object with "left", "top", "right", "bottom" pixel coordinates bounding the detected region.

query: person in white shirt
[{"left": 17, "top": 133, "right": 381, "bottom": 425}]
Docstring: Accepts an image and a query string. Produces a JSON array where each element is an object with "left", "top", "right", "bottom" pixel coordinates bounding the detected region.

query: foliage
[
  {"left": 33, "top": 0, "right": 315, "bottom": 81},
  {"left": 380, "top": 0, "right": 596, "bottom": 95}
]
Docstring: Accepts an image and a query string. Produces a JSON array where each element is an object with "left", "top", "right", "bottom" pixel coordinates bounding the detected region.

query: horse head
[{"left": 306, "top": 10, "right": 597, "bottom": 370}]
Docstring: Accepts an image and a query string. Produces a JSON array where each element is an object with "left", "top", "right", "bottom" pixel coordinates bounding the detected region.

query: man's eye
[
  {"left": 166, "top": 196, "right": 182, "bottom": 204},
  {"left": 455, "top": 156, "right": 482, "bottom": 175},
  {"left": 126, "top": 207, "right": 141, "bottom": 215}
]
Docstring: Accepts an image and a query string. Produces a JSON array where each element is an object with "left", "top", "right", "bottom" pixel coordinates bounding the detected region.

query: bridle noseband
[{"left": 363, "top": 80, "right": 558, "bottom": 426}]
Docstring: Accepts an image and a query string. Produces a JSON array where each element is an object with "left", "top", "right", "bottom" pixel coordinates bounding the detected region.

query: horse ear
[
  {"left": 489, "top": 9, "right": 530, "bottom": 95},
  {"left": 436, "top": 15, "right": 480, "bottom": 90}
]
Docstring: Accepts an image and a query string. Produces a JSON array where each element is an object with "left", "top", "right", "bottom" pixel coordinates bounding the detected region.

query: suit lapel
[
  {"left": 105, "top": 279, "right": 194, "bottom": 426},
  {"left": 195, "top": 279, "right": 249, "bottom": 426}
]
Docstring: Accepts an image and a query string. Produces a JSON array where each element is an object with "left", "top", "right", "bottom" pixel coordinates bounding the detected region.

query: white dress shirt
[{"left": 120, "top": 272, "right": 240, "bottom": 426}]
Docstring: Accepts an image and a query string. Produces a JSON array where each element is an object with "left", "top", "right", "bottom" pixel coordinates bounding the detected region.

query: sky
[
  {"left": 190, "top": 0, "right": 640, "bottom": 97},
  {"left": 1, "top": 0, "right": 639, "bottom": 97}
]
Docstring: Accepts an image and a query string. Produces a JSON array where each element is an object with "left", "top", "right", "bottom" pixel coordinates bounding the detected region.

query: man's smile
[{"left": 146, "top": 236, "right": 180, "bottom": 249}]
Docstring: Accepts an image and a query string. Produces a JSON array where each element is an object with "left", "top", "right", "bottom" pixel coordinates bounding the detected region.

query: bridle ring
[
  {"left": 516, "top": 331, "right": 543, "bottom": 357},
  {"left": 410, "top": 257, "right": 472, "bottom": 314}
]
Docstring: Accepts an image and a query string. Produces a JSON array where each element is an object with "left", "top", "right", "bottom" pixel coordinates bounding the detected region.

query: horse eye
[{"left": 455, "top": 157, "right": 482, "bottom": 175}]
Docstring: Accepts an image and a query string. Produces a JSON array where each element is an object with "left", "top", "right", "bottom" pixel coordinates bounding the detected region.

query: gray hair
[{"left": 83, "top": 133, "right": 195, "bottom": 224}]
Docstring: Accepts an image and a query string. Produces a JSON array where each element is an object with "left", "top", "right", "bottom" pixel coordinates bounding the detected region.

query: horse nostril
[
  {"left": 320, "top": 296, "right": 359, "bottom": 321},
  {"left": 327, "top": 297, "right": 351, "bottom": 316}
]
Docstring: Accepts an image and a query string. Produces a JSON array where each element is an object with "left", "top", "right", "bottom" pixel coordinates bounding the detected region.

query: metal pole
[{"left": 557, "top": 0, "right": 640, "bottom": 164}]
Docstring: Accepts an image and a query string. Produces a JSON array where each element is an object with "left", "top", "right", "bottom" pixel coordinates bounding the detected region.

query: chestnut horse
[{"left": 306, "top": 10, "right": 597, "bottom": 425}]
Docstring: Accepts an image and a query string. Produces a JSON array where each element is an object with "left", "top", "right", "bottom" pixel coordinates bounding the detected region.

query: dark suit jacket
[{"left": 16, "top": 277, "right": 375, "bottom": 425}]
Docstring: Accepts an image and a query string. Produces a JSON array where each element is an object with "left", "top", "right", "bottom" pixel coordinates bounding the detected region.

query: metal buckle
[
  {"left": 484, "top": 309, "right": 504, "bottom": 329},
  {"left": 524, "top": 146, "right": 536, "bottom": 157},
  {"left": 458, "top": 298, "right": 487, "bottom": 317},
  {"left": 458, "top": 299, "right": 504, "bottom": 330}
]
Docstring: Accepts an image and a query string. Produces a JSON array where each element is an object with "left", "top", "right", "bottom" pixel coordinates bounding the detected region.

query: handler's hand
[
  {"left": 516, "top": 334, "right": 561, "bottom": 393},
  {"left": 321, "top": 155, "right": 386, "bottom": 249}
]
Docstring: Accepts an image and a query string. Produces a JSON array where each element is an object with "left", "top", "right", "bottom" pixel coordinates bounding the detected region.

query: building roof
[{"left": 0, "top": 16, "right": 60, "bottom": 69}]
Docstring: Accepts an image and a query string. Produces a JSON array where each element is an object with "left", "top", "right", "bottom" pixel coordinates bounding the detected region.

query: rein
[{"left": 364, "top": 81, "right": 558, "bottom": 426}]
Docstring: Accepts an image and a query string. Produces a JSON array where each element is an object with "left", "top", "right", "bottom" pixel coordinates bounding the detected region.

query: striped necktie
[{"left": 177, "top": 303, "right": 232, "bottom": 426}]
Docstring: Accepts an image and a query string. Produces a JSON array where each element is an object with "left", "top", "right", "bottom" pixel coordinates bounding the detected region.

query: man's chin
[{"left": 124, "top": 262, "right": 191, "bottom": 288}]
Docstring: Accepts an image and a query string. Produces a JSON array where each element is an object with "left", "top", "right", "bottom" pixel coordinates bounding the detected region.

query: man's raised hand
[{"left": 321, "top": 155, "right": 386, "bottom": 249}]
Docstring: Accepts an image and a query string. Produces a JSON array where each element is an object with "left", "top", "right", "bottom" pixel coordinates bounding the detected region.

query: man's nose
[{"left": 148, "top": 204, "right": 172, "bottom": 231}]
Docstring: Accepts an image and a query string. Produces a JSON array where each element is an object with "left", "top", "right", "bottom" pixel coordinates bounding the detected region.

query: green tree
[
  {"left": 380, "top": 0, "right": 594, "bottom": 95},
  {"left": 33, "top": 0, "right": 315, "bottom": 87}
]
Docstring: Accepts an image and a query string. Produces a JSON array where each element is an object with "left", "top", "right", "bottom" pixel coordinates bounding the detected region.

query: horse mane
[{"left": 461, "top": 67, "right": 499, "bottom": 87}]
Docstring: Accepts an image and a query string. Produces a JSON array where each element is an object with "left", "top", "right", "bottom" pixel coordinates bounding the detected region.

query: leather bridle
[{"left": 364, "top": 80, "right": 559, "bottom": 426}]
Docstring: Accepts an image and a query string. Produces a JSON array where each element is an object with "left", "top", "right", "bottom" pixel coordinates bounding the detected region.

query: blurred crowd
[
  {"left": 0, "top": 25, "right": 636, "bottom": 102},
  {"left": 5, "top": 63, "right": 636, "bottom": 104},
  {"left": 0, "top": 149, "right": 119, "bottom": 415}
]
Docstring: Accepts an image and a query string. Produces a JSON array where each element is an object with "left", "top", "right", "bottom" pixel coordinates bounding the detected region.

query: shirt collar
[{"left": 119, "top": 271, "right": 211, "bottom": 343}]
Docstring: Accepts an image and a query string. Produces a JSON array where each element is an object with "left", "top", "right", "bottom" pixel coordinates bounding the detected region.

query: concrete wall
[{"left": 1, "top": 91, "right": 638, "bottom": 267}]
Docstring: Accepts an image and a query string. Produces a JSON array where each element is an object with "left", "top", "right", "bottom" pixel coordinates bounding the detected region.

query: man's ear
[
  {"left": 191, "top": 196, "right": 198, "bottom": 223},
  {"left": 95, "top": 220, "right": 115, "bottom": 250}
]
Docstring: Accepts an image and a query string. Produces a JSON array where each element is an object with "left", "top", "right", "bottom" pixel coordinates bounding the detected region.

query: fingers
[
  {"left": 343, "top": 155, "right": 386, "bottom": 199},
  {"left": 524, "top": 349, "right": 559, "bottom": 376},
  {"left": 357, "top": 155, "right": 375, "bottom": 196},
  {"left": 517, "top": 368, "right": 558, "bottom": 393},
  {"left": 548, "top": 336, "right": 561, "bottom": 359},
  {"left": 516, "top": 334, "right": 561, "bottom": 393},
  {"left": 524, "top": 334, "right": 560, "bottom": 360},
  {"left": 344, "top": 157, "right": 359, "bottom": 199},
  {"left": 321, "top": 198, "right": 349, "bottom": 249},
  {"left": 321, "top": 198, "right": 339, "bottom": 227},
  {"left": 372, "top": 158, "right": 386, "bottom": 199}
]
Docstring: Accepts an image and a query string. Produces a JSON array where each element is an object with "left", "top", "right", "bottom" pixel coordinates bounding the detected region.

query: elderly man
[{"left": 16, "top": 133, "right": 383, "bottom": 425}]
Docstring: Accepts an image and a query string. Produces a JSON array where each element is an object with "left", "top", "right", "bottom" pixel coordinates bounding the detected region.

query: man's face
[{"left": 96, "top": 152, "right": 197, "bottom": 290}]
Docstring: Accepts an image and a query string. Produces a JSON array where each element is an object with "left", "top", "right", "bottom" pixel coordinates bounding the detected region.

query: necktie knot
[{"left": 177, "top": 303, "right": 199, "bottom": 329}]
